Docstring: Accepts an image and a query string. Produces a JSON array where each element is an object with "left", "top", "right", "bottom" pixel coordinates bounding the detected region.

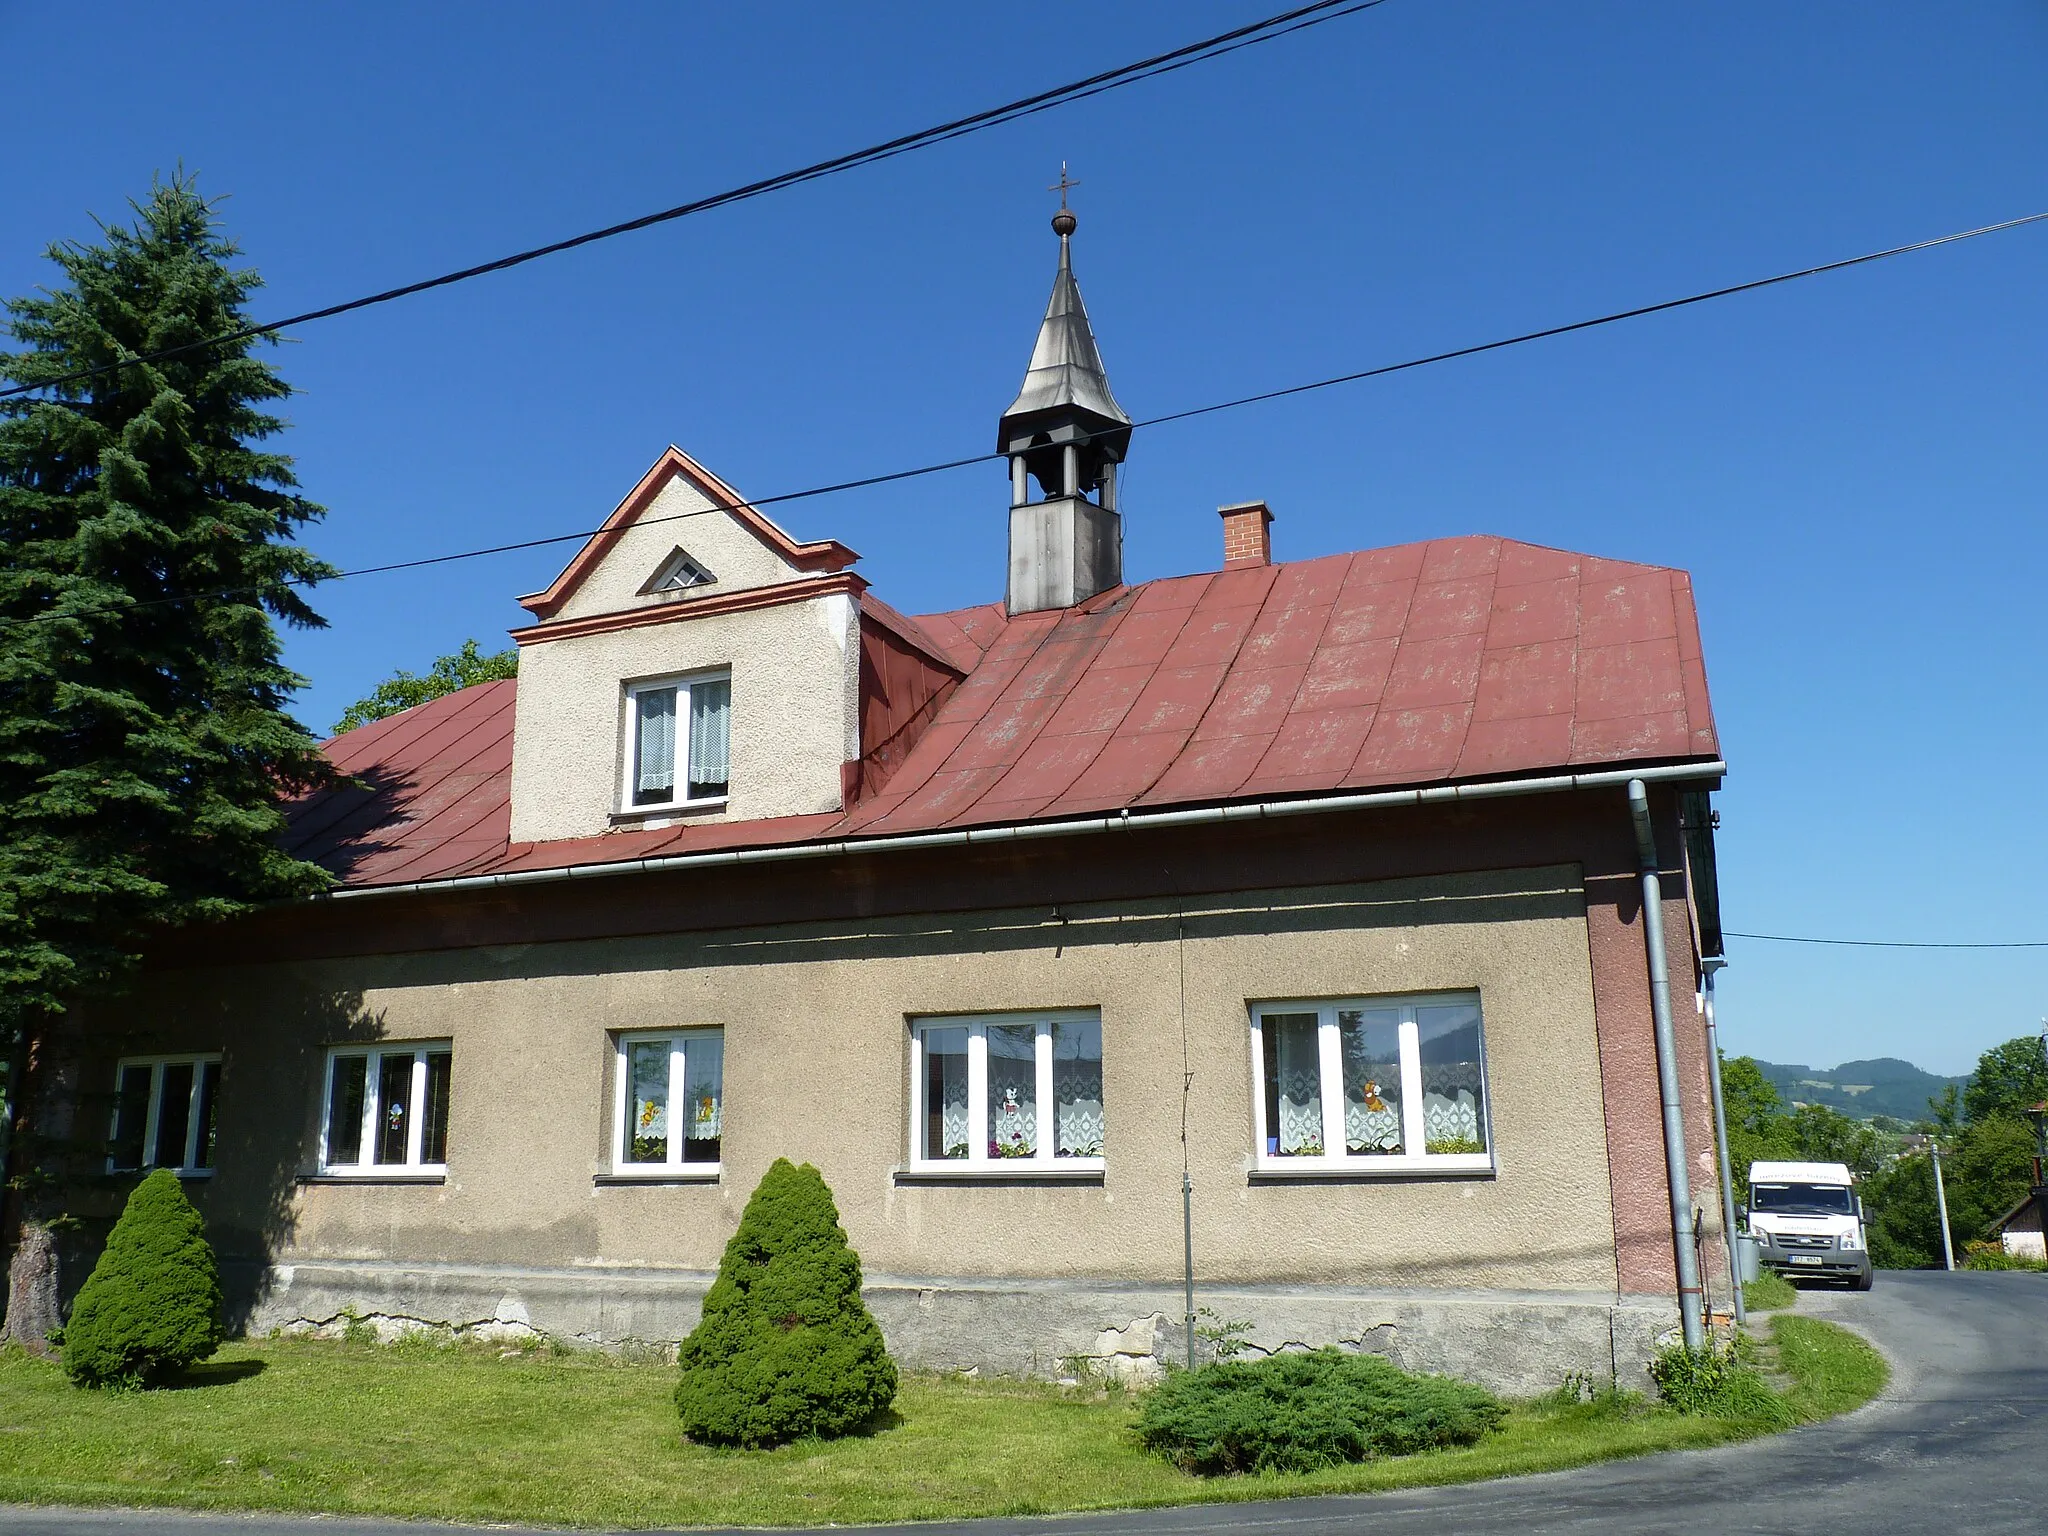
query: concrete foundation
[{"left": 231, "top": 1259, "right": 1677, "bottom": 1396}]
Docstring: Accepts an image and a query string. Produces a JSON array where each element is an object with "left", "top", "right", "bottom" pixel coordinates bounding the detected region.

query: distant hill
[{"left": 1751, "top": 1057, "right": 1967, "bottom": 1122}]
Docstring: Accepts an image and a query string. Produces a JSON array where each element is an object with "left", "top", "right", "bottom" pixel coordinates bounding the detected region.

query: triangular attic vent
[{"left": 641, "top": 547, "right": 718, "bottom": 595}]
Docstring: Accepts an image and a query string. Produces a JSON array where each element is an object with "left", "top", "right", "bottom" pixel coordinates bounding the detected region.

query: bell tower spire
[{"left": 998, "top": 168, "right": 1132, "bottom": 615}]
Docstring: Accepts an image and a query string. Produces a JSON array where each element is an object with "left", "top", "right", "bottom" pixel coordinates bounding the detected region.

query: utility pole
[
  {"left": 2028, "top": 1019, "right": 2047, "bottom": 1264},
  {"left": 1931, "top": 1138, "right": 1956, "bottom": 1272}
]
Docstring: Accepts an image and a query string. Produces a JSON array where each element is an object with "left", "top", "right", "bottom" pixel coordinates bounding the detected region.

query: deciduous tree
[{"left": 332, "top": 639, "right": 515, "bottom": 734}]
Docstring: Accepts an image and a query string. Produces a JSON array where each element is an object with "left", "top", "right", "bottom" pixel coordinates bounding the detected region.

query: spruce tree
[
  {"left": 0, "top": 175, "right": 333, "bottom": 1339},
  {"left": 0, "top": 174, "right": 333, "bottom": 1033},
  {"left": 63, "top": 1168, "right": 225, "bottom": 1387},
  {"left": 675, "top": 1159, "right": 897, "bottom": 1446}
]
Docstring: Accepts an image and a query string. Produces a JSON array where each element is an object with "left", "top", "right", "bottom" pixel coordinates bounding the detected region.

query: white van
[{"left": 1746, "top": 1159, "right": 1874, "bottom": 1289}]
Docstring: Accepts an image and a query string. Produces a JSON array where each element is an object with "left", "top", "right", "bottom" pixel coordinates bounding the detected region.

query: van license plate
[{"left": 1789, "top": 1256, "right": 1824, "bottom": 1266}]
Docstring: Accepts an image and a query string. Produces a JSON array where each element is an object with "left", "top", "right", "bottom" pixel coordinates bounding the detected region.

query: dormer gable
[
  {"left": 506, "top": 447, "right": 960, "bottom": 847},
  {"left": 517, "top": 446, "right": 857, "bottom": 626}
]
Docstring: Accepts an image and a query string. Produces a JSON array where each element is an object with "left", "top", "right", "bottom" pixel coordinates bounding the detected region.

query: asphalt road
[{"left": 6, "top": 1271, "right": 2043, "bottom": 1536}]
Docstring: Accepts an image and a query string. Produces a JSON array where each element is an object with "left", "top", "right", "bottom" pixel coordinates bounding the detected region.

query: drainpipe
[
  {"left": 1629, "top": 779, "right": 1706, "bottom": 1351},
  {"left": 1701, "top": 958, "right": 1744, "bottom": 1325}
]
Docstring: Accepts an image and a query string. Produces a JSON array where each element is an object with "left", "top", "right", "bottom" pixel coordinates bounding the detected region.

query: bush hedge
[
  {"left": 1962, "top": 1239, "right": 2047, "bottom": 1272},
  {"left": 63, "top": 1169, "right": 225, "bottom": 1388},
  {"left": 674, "top": 1158, "right": 897, "bottom": 1447},
  {"left": 1134, "top": 1349, "right": 1505, "bottom": 1475}
]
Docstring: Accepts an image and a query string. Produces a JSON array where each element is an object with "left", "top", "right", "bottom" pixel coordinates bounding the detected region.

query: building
[{"left": 30, "top": 209, "right": 1731, "bottom": 1392}]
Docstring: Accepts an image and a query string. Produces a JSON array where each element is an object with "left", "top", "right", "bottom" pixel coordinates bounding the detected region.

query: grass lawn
[
  {"left": 0, "top": 1315, "right": 1886, "bottom": 1530},
  {"left": 1744, "top": 1271, "right": 1800, "bottom": 1311}
]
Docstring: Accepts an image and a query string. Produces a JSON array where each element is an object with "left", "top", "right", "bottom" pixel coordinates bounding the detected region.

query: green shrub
[
  {"left": 1962, "top": 1240, "right": 2047, "bottom": 1272},
  {"left": 1647, "top": 1339, "right": 1791, "bottom": 1424},
  {"left": 63, "top": 1169, "right": 225, "bottom": 1388},
  {"left": 1133, "top": 1349, "right": 1505, "bottom": 1476},
  {"left": 674, "top": 1158, "right": 897, "bottom": 1447}
]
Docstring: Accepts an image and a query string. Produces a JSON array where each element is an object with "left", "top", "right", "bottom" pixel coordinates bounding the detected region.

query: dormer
[{"left": 507, "top": 448, "right": 892, "bottom": 844}]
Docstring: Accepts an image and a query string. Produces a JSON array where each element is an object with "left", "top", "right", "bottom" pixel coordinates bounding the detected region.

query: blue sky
[{"left": 4, "top": 2, "right": 2044, "bottom": 1077}]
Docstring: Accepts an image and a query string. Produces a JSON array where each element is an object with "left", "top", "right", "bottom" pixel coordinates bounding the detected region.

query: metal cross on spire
[{"left": 1049, "top": 162, "right": 1080, "bottom": 237}]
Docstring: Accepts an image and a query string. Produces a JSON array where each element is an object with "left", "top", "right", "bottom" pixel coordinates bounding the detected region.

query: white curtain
[
  {"left": 688, "top": 678, "right": 731, "bottom": 795},
  {"left": 986, "top": 1024, "right": 1037, "bottom": 1156},
  {"left": 1272, "top": 1015, "right": 1324, "bottom": 1155},
  {"left": 1053, "top": 1018, "right": 1104, "bottom": 1157},
  {"left": 634, "top": 688, "right": 677, "bottom": 799},
  {"left": 683, "top": 1033, "right": 723, "bottom": 1141}
]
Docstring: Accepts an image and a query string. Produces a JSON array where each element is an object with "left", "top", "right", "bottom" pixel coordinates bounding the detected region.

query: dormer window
[
  {"left": 624, "top": 671, "right": 731, "bottom": 809},
  {"left": 641, "top": 547, "right": 718, "bottom": 596}
]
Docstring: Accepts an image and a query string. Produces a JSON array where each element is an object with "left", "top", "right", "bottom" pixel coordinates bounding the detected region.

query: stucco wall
[
  {"left": 550, "top": 473, "right": 810, "bottom": 623},
  {"left": 506, "top": 588, "right": 860, "bottom": 842},
  {"left": 92, "top": 866, "right": 1620, "bottom": 1299}
]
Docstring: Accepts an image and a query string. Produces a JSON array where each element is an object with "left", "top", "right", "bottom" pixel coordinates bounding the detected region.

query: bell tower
[{"left": 998, "top": 169, "right": 1132, "bottom": 614}]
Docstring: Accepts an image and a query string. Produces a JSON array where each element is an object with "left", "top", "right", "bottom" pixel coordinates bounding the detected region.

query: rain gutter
[
  {"left": 325, "top": 759, "right": 1726, "bottom": 903},
  {"left": 1630, "top": 776, "right": 1707, "bottom": 1352}
]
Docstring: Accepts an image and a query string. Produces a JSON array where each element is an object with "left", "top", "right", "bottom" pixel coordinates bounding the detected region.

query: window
[
  {"left": 908, "top": 1012, "right": 1104, "bottom": 1171},
  {"left": 319, "top": 1043, "right": 452, "bottom": 1176},
  {"left": 1752, "top": 1183, "right": 1855, "bottom": 1216},
  {"left": 640, "top": 546, "right": 718, "bottom": 595},
  {"left": 108, "top": 1056, "right": 221, "bottom": 1176},
  {"left": 1250, "top": 994, "right": 1490, "bottom": 1172},
  {"left": 610, "top": 1030, "right": 724, "bottom": 1176},
  {"left": 624, "top": 672, "right": 730, "bottom": 809}
]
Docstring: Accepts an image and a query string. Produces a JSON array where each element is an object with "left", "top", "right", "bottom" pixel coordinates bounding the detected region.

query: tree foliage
[
  {"left": 63, "top": 1168, "right": 225, "bottom": 1387},
  {"left": 674, "top": 1158, "right": 897, "bottom": 1447},
  {"left": 332, "top": 639, "right": 516, "bottom": 735},
  {"left": 0, "top": 175, "right": 334, "bottom": 1035},
  {"left": 1961, "top": 1035, "right": 2048, "bottom": 1125},
  {"left": 1718, "top": 1036, "right": 2048, "bottom": 1270}
]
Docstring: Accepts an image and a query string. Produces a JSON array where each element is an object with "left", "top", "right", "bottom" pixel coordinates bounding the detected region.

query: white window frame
[
  {"left": 107, "top": 1054, "right": 221, "bottom": 1177},
  {"left": 317, "top": 1042, "right": 451, "bottom": 1178},
  {"left": 609, "top": 1028, "right": 725, "bottom": 1179},
  {"left": 907, "top": 1010, "right": 1105, "bottom": 1174},
  {"left": 1249, "top": 994, "right": 1493, "bottom": 1175},
  {"left": 619, "top": 669, "right": 731, "bottom": 814}
]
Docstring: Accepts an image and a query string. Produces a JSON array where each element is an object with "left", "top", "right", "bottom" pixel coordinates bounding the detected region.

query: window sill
[
  {"left": 593, "top": 1170, "right": 721, "bottom": 1186},
  {"left": 298, "top": 1171, "right": 448, "bottom": 1186},
  {"left": 895, "top": 1163, "right": 1105, "bottom": 1187},
  {"left": 1250, "top": 1155, "right": 1494, "bottom": 1183},
  {"left": 610, "top": 798, "right": 728, "bottom": 826}
]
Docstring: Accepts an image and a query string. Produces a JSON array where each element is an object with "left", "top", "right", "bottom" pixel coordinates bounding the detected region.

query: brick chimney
[{"left": 1219, "top": 500, "right": 1273, "bottom": 568}]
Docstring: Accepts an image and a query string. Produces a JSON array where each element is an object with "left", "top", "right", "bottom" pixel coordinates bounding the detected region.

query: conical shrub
[
  {"left": 675, "top": 1158, "right": 897, "bottom": 1446},
  {"left": 64, "top": 1168, "right": 225, "bottom": 1388}
]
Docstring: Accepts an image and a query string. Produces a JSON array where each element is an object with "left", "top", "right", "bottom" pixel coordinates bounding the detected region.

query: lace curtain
[
  {"left": 925, "top": 1027, "right": 970, "bottom": 1159},
  {"left": 683, "top": 1033, "right": 723, "bottom": 1142},
  {"left": 1266, "top": 1013, "right": 1324, "bottom": 1155},
  {"left": 1418, "top": 1003, "right": 1487, "bottom": 1151},
  {"left": 1054, "top": 1018, "right": 1104, "bottom": 1157},
  {"left": 633, "top": 687, "right": 677, "bottom": 801},
  {"left": 626, "top": 1039, "right": 669, "bottom": 1162},
  {"left": 986, "top": 1025, "right": 1037, "bottom": 1156},
  {"left": 1338, "top": 1008, "right": 1404, "bottom": 1154},
  {"left": 687, "top": 678, "right": 731, "bottom": 797}
]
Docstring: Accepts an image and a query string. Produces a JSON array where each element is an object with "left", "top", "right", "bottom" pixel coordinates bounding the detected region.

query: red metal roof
[{"left": 291, "top": 535, "right": 1718, "bottom": 889}]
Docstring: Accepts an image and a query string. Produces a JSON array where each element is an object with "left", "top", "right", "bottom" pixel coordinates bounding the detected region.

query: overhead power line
[
  {"left": 3, "top": 202, "right": 2044, "bottom": 635},
  {"left": 1726, "top": 931, "right": 2048, "bottom": 950},
  {"left": 0, "top": 0, "right": 1389, "bottom": 403}
]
